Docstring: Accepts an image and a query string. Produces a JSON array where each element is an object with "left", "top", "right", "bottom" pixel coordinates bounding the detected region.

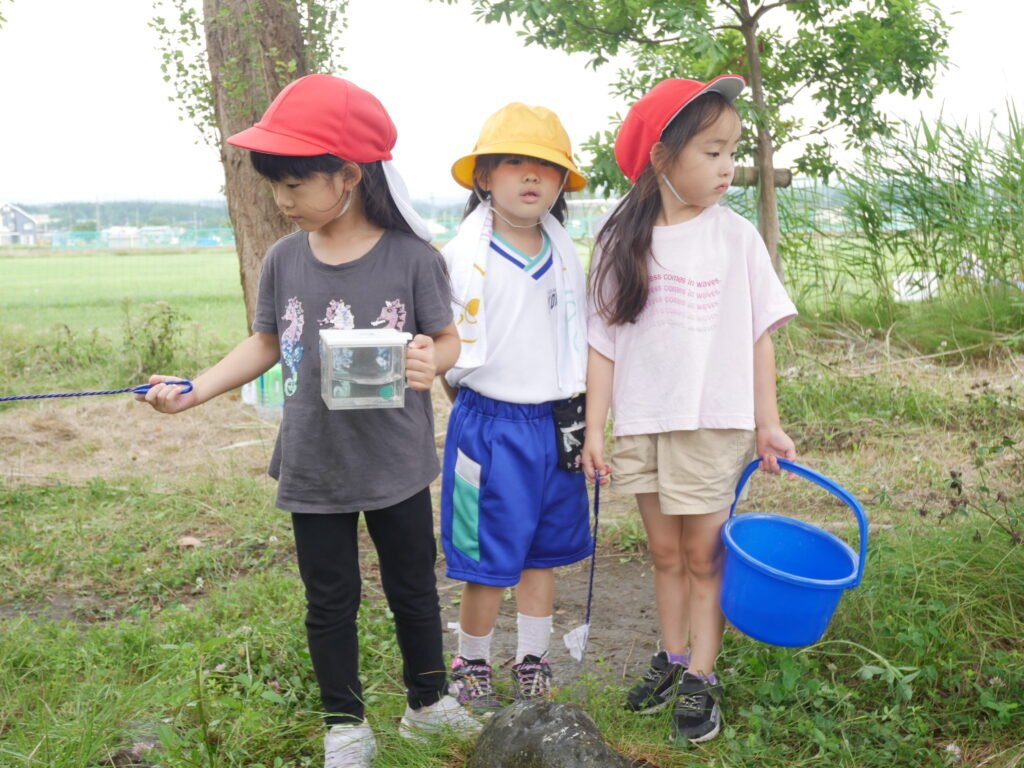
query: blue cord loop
[
  {"left": 0, "top": 380, "right": 193, "bottom": 402},
  {"left": 129, "top": 381, "right": 194, "bottom": 395}
]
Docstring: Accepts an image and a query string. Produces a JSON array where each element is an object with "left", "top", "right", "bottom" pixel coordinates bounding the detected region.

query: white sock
[
  {"left": 458, "top": 627, "right": 493, "bottom": 663},
  {"left": 515, "top": 613, "right": 552, "bottom": 663}
]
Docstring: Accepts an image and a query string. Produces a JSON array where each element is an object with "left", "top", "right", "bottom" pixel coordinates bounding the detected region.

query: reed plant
[{"left": 829, "top": 107, "right": 1023, "bottom": 319}]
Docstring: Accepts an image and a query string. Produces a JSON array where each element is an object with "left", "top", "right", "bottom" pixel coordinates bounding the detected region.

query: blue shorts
[{"left": 441, "top": 388, "right": 593, "bottom": 587}]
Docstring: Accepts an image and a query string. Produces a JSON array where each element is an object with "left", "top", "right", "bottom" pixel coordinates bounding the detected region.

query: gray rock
[
  {"left": 97, "top": 743, "right": 158, "bottom": 767},
  {"left": 467, "top": 700, "right": 639, "bottom": 768}
]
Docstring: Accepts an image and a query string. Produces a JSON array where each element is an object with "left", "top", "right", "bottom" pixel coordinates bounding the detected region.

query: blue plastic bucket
[{"left": 720, "top": 458, "right": 867, "bottom": 647}]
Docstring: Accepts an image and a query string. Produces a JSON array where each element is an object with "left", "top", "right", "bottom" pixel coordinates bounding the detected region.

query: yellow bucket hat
[{"left": 452, "top": 103, "right": 588, "bottom": 192}]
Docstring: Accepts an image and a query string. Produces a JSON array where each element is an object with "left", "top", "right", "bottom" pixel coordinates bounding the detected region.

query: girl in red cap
[
  {"left": 137, "top": 74, "right": 478, "bottom": 767},
  {"left": 439, "top": 103, "right": 592, "bottom": 714},
  {"left": 582, "top": 76, "right": 798, "bottom": 744}
]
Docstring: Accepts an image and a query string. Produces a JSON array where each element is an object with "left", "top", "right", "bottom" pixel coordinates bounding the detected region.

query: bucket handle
[{"left": 730, "top": 458, "right": 868, "bottom": 587}]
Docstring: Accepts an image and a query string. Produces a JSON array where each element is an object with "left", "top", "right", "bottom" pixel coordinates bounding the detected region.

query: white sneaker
[
  {"left": 398, "top": 694, "right": 483, "bottom": 741},
  {"left": 324, "top": 720, "right": 377, "bottom": 768}
]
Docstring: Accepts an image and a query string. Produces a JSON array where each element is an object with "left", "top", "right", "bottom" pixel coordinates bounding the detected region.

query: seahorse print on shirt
[
  {"left": 319, "top": 298, "right": 356, "bottom": 373},
  {"left": 281, "top": 297, "right": 305, "bottom": 397},
  {"left": 371, "top": 299, "right": 407, "bottom": 330},
  {"left": 319, "top": 299, "right": 356, "bottom": 330}
]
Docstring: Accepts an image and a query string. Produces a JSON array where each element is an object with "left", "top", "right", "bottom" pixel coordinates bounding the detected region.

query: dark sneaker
[
  {"left": 625, "top": 651, "right": 684, "bottom": 713},
  {"left": 671, "top": 671, "right": 723, "bottom": 743},
  {"left": 511, "top": 655, "right": 552, "bottom": 700},
  {"left": 449, "top": 656, "right": 502, "bottom": 715}
]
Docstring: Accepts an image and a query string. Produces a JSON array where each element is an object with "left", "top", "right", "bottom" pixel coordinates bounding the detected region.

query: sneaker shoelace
[
  {"left": 456, "top": 662, "right": 496, "bottom": 698},
  {"left": 515, "top": 659, "right": 550, "bottom": 697},
  {"left": 642, "top": 662, "right": 668, "bottom": 684},
  {"left": 676, "top": 691, "right": 708, "bottom": 715}
]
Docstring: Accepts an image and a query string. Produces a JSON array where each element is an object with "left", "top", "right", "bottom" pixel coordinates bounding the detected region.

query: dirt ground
[{"left": 0, "top": 383, "right": 659, "bottom": 689}]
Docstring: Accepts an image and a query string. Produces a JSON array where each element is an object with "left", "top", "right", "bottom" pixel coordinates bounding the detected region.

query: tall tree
[
  {"left": 153, "top": 0, "right": 347, "bottom": 327},
  {"left": 442, "top": 0, "right": 949, "bottom": 278}
]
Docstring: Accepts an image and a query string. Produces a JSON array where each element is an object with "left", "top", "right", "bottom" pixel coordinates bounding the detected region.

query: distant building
[
  {"left": 103, "top": 225, "right": 140, "bottom": 248},
  {"left": 0, "top": 203, "right": 49, "bottom": 245},
  {"left": 138, "top": 225, "right": 182, "bottom": 246}
]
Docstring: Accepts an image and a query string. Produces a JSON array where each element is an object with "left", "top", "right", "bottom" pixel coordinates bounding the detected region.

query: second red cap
[{"left": 614, "top": 74, "right": 745, "bottom": 183}]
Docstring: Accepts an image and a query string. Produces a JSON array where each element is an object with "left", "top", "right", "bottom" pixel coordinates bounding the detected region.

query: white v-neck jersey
[{"left": 448, "top": 233, "right": 570, "bottom": 403}]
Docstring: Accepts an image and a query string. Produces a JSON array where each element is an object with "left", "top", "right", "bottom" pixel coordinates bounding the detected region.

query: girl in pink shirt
[{"left": 582, "top": 75, "right": 798, "bottom": 745}]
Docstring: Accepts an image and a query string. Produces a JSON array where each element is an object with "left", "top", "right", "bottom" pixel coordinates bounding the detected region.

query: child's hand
[
  {"left": 581, "top": 434, "right": 611, "bottom": 484},
  {"left": 136, "top": 374, "right": 196, "bottom": 414},
  {"left": 405, "top": 334, "right": 436, "bottom": 391},
  {"left": 756, "top": 425, "right": 797, "bottom": 474}
]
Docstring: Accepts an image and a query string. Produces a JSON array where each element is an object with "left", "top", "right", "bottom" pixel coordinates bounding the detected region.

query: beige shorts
[{"left": 611, "top": 429, "right": 756, "bottom": 515}]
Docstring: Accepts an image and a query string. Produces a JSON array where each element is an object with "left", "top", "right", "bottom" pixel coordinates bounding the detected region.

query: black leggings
[{"left": 291, "top": 487, "right": 446, "bottom": 724}]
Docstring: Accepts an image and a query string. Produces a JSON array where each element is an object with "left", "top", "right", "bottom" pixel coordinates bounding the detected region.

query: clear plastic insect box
[{"left": 319, "top": 328, "right": 412, "bottom": 409}]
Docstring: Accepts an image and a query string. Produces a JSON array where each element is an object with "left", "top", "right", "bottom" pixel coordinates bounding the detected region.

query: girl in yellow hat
[{"left": 440, "top": 103, "right": 591, "bottom": 713}]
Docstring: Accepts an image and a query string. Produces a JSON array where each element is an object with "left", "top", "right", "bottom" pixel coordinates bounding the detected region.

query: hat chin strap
[
  {"left": 306, "top": 181, "right": 350, "bottom": 215},
  {"left": 333, "top": 189, "right": 353, "bottom": 219},
  {"left": 661, "top": 174, "right": 692, "bottom": 207},
  {"left": 478, "top": 171, "right": 568, "bottom": 230}
]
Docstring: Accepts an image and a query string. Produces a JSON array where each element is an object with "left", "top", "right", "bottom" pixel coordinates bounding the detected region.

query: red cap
[
  {"left": 614, "top": 75, "right": 745, "bottom": 183},
  {"left": 226, "top": 74, "right": 396, "bottom": 162}
]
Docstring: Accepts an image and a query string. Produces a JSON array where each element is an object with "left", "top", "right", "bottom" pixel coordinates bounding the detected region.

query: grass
[
  {"left": 1, "top": 480, "right": 1020, "bottom": 766},
  {"left": 0, "top": 249, "right": 243, "bottom": 399},
  {"left": 0, "top": 478, "right": 472, "bottom": 767},
  {"left": 594, "top": 525, "right": 1024, "bottom": 766},
  {"left": 0, "top": 247, "right": 245, "bottom": 331},
  {"left": 0, "top": 478, "right": 285, "bottom": 611},
  {"left": 794, "top": 286, "right": 1024, "bottom": 358},
  {"left": 1, "top": 245, "right": 1023, "bottom": 766}
]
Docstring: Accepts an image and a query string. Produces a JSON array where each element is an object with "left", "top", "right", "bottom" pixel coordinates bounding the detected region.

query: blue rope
[
  {"left": 583, "top": 469, "right": 601, "bottom": 630},
  {"left": 0, "top": 380, "right": 193, "bottom": 403}
]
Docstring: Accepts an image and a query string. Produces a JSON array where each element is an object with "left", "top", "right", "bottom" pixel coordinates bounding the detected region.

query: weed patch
[{"left": 0, "top": 479, "right": 290, "bottom": 615}]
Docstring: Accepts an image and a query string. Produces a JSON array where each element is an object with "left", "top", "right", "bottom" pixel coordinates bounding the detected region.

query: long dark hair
[
  {"left": 462, "top": 154, "right": 569, "bottom": 224},
  {"left": 591, "top": 92, "right": 738, "bottom": 326},
  {"left": 249, "top": 152, "right": 419, "bottom": 238}
]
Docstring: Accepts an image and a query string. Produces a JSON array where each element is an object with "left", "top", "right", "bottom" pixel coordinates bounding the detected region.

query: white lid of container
[{"left": 319, "top": 328, "right": 413, "bottom": 346}]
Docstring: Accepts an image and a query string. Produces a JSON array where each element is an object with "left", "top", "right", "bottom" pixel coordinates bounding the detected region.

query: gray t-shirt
[{"left": 252, "top": 229, "right": 453, "bottom": 514}]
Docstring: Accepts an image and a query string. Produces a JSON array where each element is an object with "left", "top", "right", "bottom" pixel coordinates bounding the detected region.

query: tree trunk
[
  {"left": 732, "top": 166, "right": 792, "bottom": 188},
  {"left": 739, "top": 7, "right": 783, "bottom": 280},
  {"left": 203, "top": 0, "right": 308, "bottom": 330}
]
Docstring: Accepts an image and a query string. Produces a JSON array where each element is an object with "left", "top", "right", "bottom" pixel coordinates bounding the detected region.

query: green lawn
[
  {"left": 0, "top": 249, "right": 248, "bottom": 394},
  {"left": 0, "top": 249, "right": 247, "bottom": 339}
]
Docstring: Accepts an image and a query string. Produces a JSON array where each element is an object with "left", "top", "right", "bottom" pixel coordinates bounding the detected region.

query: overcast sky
[{"left": 1, "top": 0, "right": 1020, "bottom": 204}]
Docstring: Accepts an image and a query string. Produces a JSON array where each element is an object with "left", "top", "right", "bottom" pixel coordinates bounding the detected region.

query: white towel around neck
[{"left": 443, "top": 199, "right": 587, "bottom": 394}]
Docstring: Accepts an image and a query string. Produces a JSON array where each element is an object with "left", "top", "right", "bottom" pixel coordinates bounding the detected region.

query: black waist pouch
[{"left": 552, "top": 394, "right": 586, "bottom": 473}]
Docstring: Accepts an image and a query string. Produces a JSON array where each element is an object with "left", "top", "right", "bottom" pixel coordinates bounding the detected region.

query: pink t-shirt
[{"left": 587, "top": 204, "right": 797, "bottom": 437}]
